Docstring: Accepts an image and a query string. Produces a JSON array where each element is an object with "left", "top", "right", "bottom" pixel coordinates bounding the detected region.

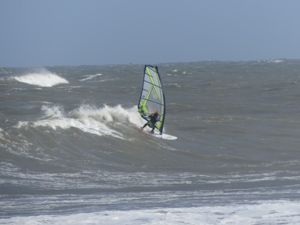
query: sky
[{"left": 1, "top": 0, "right": 300, "bottom": 67}]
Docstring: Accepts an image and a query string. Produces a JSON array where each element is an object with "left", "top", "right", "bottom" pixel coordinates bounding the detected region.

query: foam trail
[
  {"left": 80, "top": 73, "right": 102, "bottom": 81},
  {"left": 13, "top": 69, "right": 69, "bottom": 87},
  {"left": 1, "top": 201, "right": 300, "bottom": 225}
]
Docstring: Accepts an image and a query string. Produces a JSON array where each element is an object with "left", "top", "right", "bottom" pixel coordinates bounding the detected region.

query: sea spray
[
  {"left": 17, "top": 104, "right": 145, "bottom": 139},
  {"left": 13, "top": 69, "right": 69, "bottom": 87}
]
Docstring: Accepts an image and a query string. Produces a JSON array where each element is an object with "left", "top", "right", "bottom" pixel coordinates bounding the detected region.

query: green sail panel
[{"left": 138, "top": 65, "right": 166, "bottom": 134}]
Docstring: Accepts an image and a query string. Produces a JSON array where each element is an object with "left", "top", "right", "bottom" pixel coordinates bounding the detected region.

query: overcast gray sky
[{"left": 1, "top": 0, "right": 300, "bottom": 67}]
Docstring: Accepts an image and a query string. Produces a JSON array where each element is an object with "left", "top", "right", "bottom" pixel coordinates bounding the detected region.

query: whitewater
[
  {"left": 11, "top": 69, "right": 69, "bottom": 87},
  {"left": 1, "top": 61, "right": 300, "bottom": 224}
]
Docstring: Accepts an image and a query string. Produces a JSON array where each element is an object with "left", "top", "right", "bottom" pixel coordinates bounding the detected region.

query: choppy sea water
[{"left": 1, "top": 60, "right": 300, "bottom": 224}]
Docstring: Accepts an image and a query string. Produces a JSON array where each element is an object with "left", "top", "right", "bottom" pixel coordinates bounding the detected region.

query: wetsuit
[{"left": 142, "top": 113, "right": 159, "bottom": 133}]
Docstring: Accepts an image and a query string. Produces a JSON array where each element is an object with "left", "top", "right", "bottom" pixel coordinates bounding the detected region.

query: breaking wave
[
  {"left": 17, "top": 104, "right": 144, "bottom": 140},
  {"left": 13, "top": 69, "right": 69, "bottom": 87}
]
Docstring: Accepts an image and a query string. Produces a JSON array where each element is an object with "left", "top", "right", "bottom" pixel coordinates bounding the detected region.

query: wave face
[
  {"left": 12, "top": 69, "right": 69, "bottom": 87},
  {"left": 2, "top": 61, "right": 300, "bottom": 223}
]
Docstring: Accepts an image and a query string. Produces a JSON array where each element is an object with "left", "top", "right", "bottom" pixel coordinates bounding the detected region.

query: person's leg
[
  {"left": 141, "top": 122, "right": 148, "bottom": 129},
  {"left": 150, "top": 126, "right": 155, "bottom": 133}
]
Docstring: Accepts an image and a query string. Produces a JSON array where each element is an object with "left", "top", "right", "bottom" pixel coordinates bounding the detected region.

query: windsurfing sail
[{"left": 138, "top": 65, "right": 166, "bottom": 134}]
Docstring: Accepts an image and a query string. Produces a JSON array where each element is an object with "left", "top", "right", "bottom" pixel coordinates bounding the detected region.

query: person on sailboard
[{"left": 141, "top": 111, "right": 160, "bottom": 133}]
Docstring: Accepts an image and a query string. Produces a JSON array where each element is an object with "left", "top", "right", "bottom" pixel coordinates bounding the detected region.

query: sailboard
[{"left": 138, "top": 65, "right": 166, "bottom": 135}]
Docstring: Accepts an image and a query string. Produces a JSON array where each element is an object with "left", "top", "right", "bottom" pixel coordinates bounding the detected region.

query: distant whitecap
[
  {"left": 13, "top": 69, "right": 69, "bottom": 87},
  {"left": 79, "top": 73, "right": 102, "bottom": 81}
]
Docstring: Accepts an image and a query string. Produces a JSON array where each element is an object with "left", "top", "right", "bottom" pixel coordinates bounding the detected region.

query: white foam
[
  {"left": 16, "top": 104, "right": 177, "bottom": 140},
  {"left": 0, "top": 128, "right": 5, "bottom": 141},
  {"left": 13, "top": 69, "right": 69, "bottom": 87},
  {"left": 16, "top": 105, "right": 146, "bottom": 140},
  {"left": 17, "top": 105, "right": 127, "bottom": 139},
  {"left": 1, "top": 200, "right": 300, "bottom": 225},
  {"left": 79, "top": 73, "right": 102, "bottom": 81},
  {"left": 268, "top": 59, "right": 284, "bottom": 63},
  {"left": 142, "top": 129, "right": 178, "bottom": 140}
]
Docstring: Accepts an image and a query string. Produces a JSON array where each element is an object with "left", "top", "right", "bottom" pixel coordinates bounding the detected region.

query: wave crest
[
  {"left": 17, "top": 104, "right": 144, "bottom": 140},
  {"left": 13, "top": 69, "right": 69, "bottom": 87}
]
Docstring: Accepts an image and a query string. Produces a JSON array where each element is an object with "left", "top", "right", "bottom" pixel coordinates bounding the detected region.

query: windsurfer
[{"left": 141, "top": 111, "right": 160, "bottom": 133}]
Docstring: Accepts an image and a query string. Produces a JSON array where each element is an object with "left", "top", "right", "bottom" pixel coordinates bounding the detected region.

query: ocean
[{"left": 1, "top": 60, "right": 300, "bottom": 224}]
